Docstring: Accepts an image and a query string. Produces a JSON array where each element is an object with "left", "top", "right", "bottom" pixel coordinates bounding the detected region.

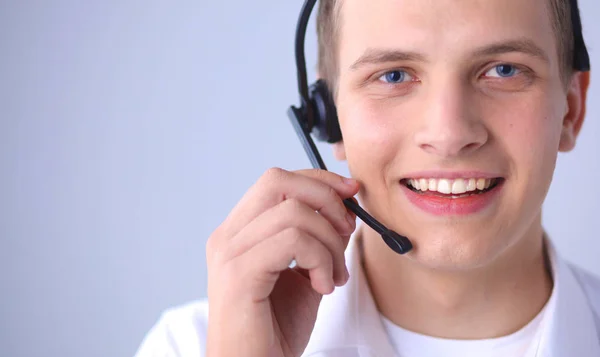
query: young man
[{"left": 135, "top": 0, "right": 599, "bottom": 356}]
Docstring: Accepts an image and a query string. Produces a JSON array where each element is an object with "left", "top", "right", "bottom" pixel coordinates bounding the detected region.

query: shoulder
[
  {"left": 566, "top": 262, "right": 600, "bottom": 314},
  {"left": 134, "top": 299, "right": 210, "bottom": 357}
]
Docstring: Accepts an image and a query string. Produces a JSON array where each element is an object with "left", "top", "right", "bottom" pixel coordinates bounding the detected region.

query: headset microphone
[{"left": 286, "top": 0, "right": 413, "bottom": 255}]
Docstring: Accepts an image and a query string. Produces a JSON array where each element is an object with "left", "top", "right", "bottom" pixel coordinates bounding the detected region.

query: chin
[{"left": 402, "top": 225, "right": 511, "bottom": 271}]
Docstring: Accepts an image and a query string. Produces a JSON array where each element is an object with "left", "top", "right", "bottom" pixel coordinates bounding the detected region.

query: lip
[{"left": 400, "top": 177, "right": 505, "bottom": 216}]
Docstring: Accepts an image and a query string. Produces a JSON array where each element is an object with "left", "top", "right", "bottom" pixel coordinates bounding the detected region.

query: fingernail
[{"left": 343, "top": 177, "right": 356, "bottom": 186}]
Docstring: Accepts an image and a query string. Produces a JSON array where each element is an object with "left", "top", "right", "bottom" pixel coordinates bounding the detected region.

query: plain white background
[{"left": 1, "top": 1, "right": 598, "bottom": 356}]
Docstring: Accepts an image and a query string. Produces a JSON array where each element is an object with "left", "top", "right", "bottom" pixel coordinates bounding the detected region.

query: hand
[{"left": 205, "top": 168, "right": 359, "bottom": 357}]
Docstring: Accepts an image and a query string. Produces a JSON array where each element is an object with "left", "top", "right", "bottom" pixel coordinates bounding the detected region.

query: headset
[{"left": 287, "top": 0, "right": 591, "bottom": 255}]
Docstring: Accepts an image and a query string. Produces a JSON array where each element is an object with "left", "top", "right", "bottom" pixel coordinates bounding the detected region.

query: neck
[{"left": 360, "top": 218, "right": 553, "bottom": 339}]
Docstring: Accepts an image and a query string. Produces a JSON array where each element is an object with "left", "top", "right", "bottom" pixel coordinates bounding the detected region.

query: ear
[
  {"left": 559, "top": 71, "right": 591, "bottom": 152},
  {"left": 332, "top": 142, "right": 347, "bottom": 161}
]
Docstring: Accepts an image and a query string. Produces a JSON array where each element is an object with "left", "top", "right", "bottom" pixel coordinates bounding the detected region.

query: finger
[
  {"left": 237, "top": 227, "right": 336, "bottom": 301},
  {"left": 221, "top": 168, "right": 359, "bottom": 239},
  {"left": 227, "top": 198, "right": 349, "bottom": 285},
  {"left": 297, "top": 169, "right": 360, "bottom": 225}
]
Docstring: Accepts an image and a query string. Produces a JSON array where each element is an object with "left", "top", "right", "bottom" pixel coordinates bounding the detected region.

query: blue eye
[
  {"left": 486, "top": 64, "right": 519, "bottom": 78},
  {"left": 380, "top": 70, "right": 412, "bottom": 83}
]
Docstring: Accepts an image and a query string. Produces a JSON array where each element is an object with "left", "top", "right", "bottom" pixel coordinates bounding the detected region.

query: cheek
[
  {"left": 337, "top": 97, "right": 403, "bottom": 179},
  {"left": 492, "top": 92, "right": 563, "bottom": 188}
]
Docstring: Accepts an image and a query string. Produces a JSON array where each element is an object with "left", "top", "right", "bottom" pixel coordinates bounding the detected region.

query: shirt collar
[
  {"left": 302, "top": 229, "right": 600, "bottom": 357},
  {"left": 302, "top": 227, "right": 395, "bottom": 357},
  {"left": 536, "top": 238, "right": 600, "bottom": 356}
]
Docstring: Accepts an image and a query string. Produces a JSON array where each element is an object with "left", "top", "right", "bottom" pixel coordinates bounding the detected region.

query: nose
[{"left": 413, "top": 79, "right": 488, "bottom": 158}]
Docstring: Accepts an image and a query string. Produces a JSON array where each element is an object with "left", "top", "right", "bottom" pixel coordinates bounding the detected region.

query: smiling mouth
[{"left": 400, "top": 177, "right": 504, "bottom": 198}]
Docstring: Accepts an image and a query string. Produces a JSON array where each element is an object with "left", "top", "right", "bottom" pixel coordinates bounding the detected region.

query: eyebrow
[
  {"left": 350, "top": 49, "right": 427, "bottom": 70},
  {"left": 349, "top": 38, "right": 550, "bottom": 71},
  {"left": 472, "top": 38, "right": 550, "bottom": 64}
]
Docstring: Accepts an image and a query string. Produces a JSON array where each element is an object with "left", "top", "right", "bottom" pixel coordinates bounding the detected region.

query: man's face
[{"left": 335, "top": 0, "right": 583, "bottom": 268}]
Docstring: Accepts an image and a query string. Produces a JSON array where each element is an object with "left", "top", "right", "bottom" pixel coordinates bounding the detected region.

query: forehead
[{"left": 336, "top": 0, "right": 558, "bottom": 70}]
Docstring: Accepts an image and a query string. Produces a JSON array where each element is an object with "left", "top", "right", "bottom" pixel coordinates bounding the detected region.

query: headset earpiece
[{"left": 308, "top": 79, "right": 342, "bottom": 143}]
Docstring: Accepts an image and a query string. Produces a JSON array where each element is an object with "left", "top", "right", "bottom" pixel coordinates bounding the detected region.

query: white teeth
[
  {"left": 451, "top": 179, "right": 467, "bottom": 194},
  {"left": 419, "top": 178, "right": 429, "bottom": 191},
  {"left": 437, "top": 179, "right": 452, "bottom": 194},
  {"left": 476, "top": 178, "right": 486, "bottom": 190},
  {"left": 412, "top": 179, "right": 420, "bottom": 190},
  {"left": 428, "top": 179, "right": 438, "bottom": 191},
  {"left": 406, "top": 177, "right": 498, "bottom": 195},
  {"left": 466, "top": 178, "right": 476, "bottom": 191},
  {"left": 484, "top": 179, "right": 491, "bottom": 189}
]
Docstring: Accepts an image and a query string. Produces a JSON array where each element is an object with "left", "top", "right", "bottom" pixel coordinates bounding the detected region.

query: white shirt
[
  {"left": 134, "top": 231, "right": 600, "bottom": 357},
  {"left": 380, "top": 301, "right": 548, "bottom": 357},
  {"left": 379, "top": 241, "right": 557, "bottom": 357}
]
